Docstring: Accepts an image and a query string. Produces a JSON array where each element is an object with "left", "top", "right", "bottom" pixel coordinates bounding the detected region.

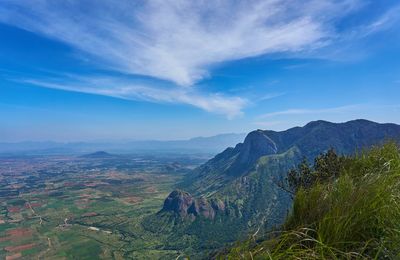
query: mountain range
[
  {"left": 0, "top": 133, "right": 246, "bottom": 155},
  {"left": 150, "top": 119, "right": 400, "bottom": 254}
]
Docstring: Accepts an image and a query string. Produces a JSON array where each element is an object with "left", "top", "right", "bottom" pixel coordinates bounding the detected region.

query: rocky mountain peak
[{"left": 236, "top": 129, "right": 278, "bottom": 167}]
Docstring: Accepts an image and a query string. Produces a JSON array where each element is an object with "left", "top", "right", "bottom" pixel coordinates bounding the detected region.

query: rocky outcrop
[{"left": 161, "top": 190, "right": 225, "bottom": 219}]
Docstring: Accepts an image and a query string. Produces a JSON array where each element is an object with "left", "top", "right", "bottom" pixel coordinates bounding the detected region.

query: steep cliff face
[
  {"left": 180, "top": 129, "right": 281, "bottom": 195},
  {"left": 230, "top": 130, "right": 278, "bottom": 175},
  {"left": 161, "top": 190, "right": 225, "bottom": 219}
]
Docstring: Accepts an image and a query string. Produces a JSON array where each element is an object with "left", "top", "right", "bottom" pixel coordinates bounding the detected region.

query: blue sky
[{"left": 0, "top": 0, "right": 399, "bottom": 141}]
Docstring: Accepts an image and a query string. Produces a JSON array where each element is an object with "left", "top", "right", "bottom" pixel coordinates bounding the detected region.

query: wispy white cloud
[
  {"left": 0, "top": 1, "right": 398, "bottom": 119},
  {"left": 253, "top": 120, "right": 284, "bottom": 128},
  {"left": 306, "top": 3, "right": 400, "bottom": 61},
  {"left": 257, "top": 92, "right": 286, "bottom": 102},
  {"left": 361, "top": 5, "right": 400, "bottom": 36},
  {"left": 0, "top": 0, "right": 366, "bottom": 86},
  {"left": 258, "top": 104, "right": 363, "bottom": 118},
  {"left": 17, "top": 77, "right": 247, "bottom": 119},
  {"left": 283, "top": 63, "right": 310, "bottom": 70}
]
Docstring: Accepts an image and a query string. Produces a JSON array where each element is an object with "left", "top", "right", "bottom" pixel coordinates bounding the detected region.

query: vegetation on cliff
[{"left": 219, "top": 143, "right": 400, "bottom": 259}]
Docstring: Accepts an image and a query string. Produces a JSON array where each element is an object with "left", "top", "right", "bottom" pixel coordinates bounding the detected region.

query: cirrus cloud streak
[
  {"left": 17, "top": 77, "right": 247, "bottom": 119},
  {"left": 0, "top": 0, "right": 362, "bottom": 86}
]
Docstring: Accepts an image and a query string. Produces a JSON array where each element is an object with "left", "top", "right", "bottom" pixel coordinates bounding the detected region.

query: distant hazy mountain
[
  {"left": 0, "top": 133, "right": 246, "bottom": 155},
  {"left": 80, "top": 151, "right": 115, "bottom": 158},
  {"left": 153, "top": 119, "right": 400, "bottom": 252}
]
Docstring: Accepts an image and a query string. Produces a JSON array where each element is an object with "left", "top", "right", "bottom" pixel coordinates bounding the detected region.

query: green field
[{"left": 0, "top": 154, "right": 205, "bottom": 259}]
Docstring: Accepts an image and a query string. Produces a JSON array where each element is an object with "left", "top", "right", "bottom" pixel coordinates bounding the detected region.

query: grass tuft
[{"left": 219, "top": 143, "right": 400, "bottom": 259}]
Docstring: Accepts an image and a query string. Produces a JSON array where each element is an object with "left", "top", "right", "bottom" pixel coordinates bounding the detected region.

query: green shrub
[{"left": 220, "top": 143, "right": 400, "bottom": 259}]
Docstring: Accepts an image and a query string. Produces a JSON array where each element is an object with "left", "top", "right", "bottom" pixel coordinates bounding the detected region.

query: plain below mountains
[{"left": 149, "top": 119, "right": 400, "bottom": 256}]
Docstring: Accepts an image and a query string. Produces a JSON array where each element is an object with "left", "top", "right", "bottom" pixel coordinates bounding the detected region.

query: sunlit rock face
[{"left": 233, "top": 130, "right": 278, "bottom": 171}]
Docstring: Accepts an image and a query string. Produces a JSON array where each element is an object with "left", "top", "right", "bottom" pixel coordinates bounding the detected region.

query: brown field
[
  {"left": 7, "top": 207, "right": 20, "bottom": 213},
  {"left": 123, "top": 196, "right": 143, "bottom": 204},
  {"left": 5, "top": 253, "right": 22, "bottom": 260},
  {"left": 5, "top": 243, "right": 35, "bottom": 252},
  {"left": 7, "top": 228, "right": 33, "bottom": 238},
  {"left": 63, "top": 181, "right": 76, "bottom": 187},
  {"left": 0, "top": 228, "right": 33, "bottom": 242},
  {"left": 74, "top": 198, "right": 90, "bottom": 208},
  {"left": 24, "top": 202, "right": 42, "bottom": 208},
  {"left": 81, "top": 212, "right": 98, "bottom": 217}
]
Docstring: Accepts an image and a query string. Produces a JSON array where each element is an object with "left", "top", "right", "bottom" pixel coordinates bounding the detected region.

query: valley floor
[{"left": 0, "top": 154, "right": 206, "bottom": 259}]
